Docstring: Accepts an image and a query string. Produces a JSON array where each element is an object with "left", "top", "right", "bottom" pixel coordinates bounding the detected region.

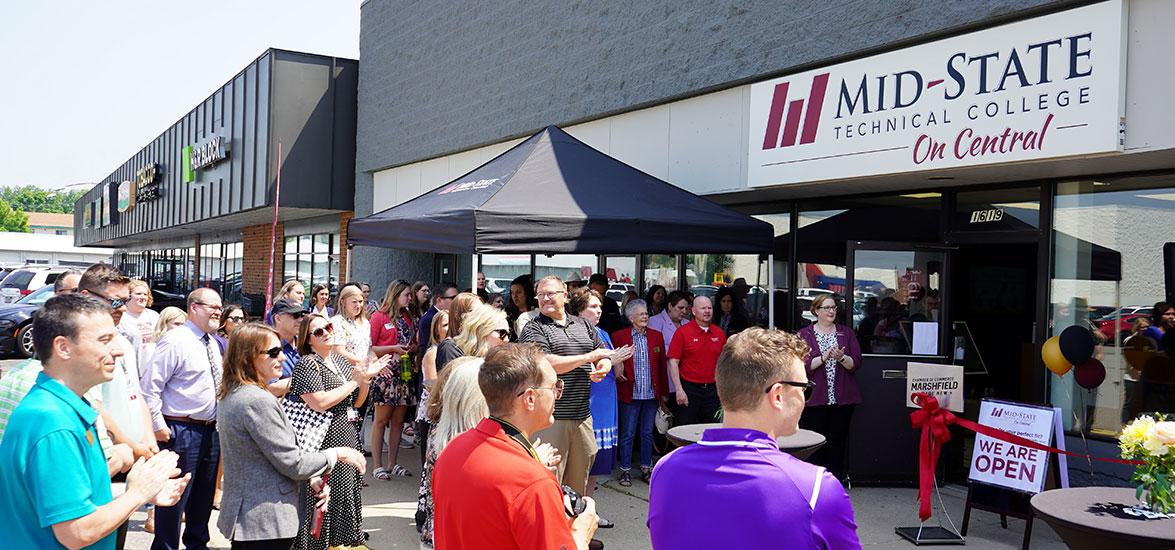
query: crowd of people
[{"left": 0, "top": 264, "right": 865, "bottom": 549}]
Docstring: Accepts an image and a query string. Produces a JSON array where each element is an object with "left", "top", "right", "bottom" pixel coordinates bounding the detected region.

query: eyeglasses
[
  {"left": 311, "top": 323, "right": 334, "bottom": 338},
  {"left": 491, "top": 329, "right": 510, "bottom": 341},
  {"left": 193, "top": 301, "right": 224, "bottom": 312},
  {"left": 263, "top": 346, "right": 283, "bottom": 359},
  {"left": 518, "top": 379, "right": 564, "bottom": 398},
  {"left": 87, "top": 290, "right": 128, "bottom": 310},
  {"left": 767, "top": 380, "right": 815, "bottom": 400},
  {"left": 816, "top": 306, "right": 838, "bottom": 311},
  {"left": 537, "top": 290, "right": 566, "bottom": 299},
  {"left": 440, "top": 293, "right": 458, "bottom": 300},
  {"left": 226, "top": 315, "right": 245, "bottom": 322}
]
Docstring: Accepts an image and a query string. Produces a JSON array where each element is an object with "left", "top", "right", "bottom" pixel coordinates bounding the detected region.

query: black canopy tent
[{"left": 348, "top": 125, "right": 777, "bottom": 317}]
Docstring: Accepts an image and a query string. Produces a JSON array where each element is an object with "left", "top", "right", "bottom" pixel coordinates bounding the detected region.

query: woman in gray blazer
[{"left": 217, "top": 323, "right": 367, "bottom": 549}]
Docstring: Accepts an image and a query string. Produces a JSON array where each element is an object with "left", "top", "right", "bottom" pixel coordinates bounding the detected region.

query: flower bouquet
[{"left": 1119, "top": 415, "right": 1175, "bottom": 515}]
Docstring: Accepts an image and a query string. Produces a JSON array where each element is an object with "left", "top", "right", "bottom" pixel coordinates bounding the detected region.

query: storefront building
[
  {"left": 74, "top": 49, "right": 358, "bottom": 314},
  {"left": 355, "top": 1, "right": 1174, "bottom": 484}
]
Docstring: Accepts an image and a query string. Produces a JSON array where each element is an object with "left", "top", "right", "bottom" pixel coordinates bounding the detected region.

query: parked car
[
  {"left": 0, "top": 284, "right": 55, "bottom": 358},
  {"left": 150, "top": 289, "right": 188, "bottom": 312},
  {"left": 1095, "top": 312, "right": 1152, "bottom": 344},
  {"left": 0, "top": 266, "right": 68, "bottom": 304}
]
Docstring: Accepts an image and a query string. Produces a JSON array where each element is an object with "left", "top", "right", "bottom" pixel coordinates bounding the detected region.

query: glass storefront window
[
  {"left": 1050, "top": 177, "right": 1175, "bottom": 437},
  {"left": 851, "top": 247, "right": 945, "bottom": 355},
  {"left": 642, "top": 254, "right": 678, "bottom": 291},
  {"left": 282, "top": 233, "right": 339, "bottom": 292},
  {"left": 603, "top": 256, "right": 638, "bottom": 305},
  {"left": 534, "top": 254, "right": 596, "bottom": 283},
  {"left": 481, "top": 254, "right": 531, "bottom": 295}
]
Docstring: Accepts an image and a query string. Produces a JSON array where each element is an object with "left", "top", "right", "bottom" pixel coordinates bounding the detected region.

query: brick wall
[
  {"left": 242, "top": 221, "right": 284, "bottom": 297},
  {"left": 338, "top": 212, "right": 353, "bottom": 282}
]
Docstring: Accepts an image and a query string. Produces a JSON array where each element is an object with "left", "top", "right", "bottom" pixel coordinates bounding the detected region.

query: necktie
[{"left": 203, "top": 334, "right": 222, "bottom": 392}]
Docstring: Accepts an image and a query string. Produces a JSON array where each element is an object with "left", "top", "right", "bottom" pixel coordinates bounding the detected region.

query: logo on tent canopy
[{"left": 438, "top": 178, "right": 500, "bottom": 195}]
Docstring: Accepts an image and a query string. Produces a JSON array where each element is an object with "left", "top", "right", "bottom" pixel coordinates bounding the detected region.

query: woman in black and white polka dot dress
[{"left": 290, "top": 314, "right": 385, "bottom": 550}]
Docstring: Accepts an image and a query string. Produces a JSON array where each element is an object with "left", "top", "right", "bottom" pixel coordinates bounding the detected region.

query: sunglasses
[
  {"left": 767, "top": 380, "right": 815, "bottom": 400},
  {"left": 263, "top": 346, "right": 283, "bottom": 359},
  {"left": 311, "top": 323, "right": 334, "bottom": 338},
  {"left": 87, "top": 290, "right": 128, "bottom": 310},
  {"left": 491, "top": 329, "right": 510, "bottom": 341},
  {"left": 518, "top": 379, "right": 564, "bottom": 398},
  {"left": 227, "top": 315, "right": 245, "bottom": 322}
]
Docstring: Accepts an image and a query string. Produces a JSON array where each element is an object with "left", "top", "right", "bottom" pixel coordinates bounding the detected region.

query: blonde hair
[
  {"left": 154, "top": 306, "right": 188, "bottom": 341},
  {"left": 428, "top": 357, "right": 489, "bottom": 455},
  {"left": 430, "top": 310, "right": 450, "bottom": 344},
  {"left": 278, "top": 280, "right": 305, "bottom": 301},
  {"left": 453, "top": 303, "right": 507, "bottom": 358},
  {"left": 379, "top": 280, "right": 413, "bottom": 316},
  {"left": 219, "top": 323, "right": 281, "bottom": 400},
  {"left": 128, "top": 279, "right": 153, "bottom": 307},
  {"left": 336, "top": 285, "right": 370, "bottom": 322},
  {"left": 447, "top": 292, "right": 481, "bottom": 336}
]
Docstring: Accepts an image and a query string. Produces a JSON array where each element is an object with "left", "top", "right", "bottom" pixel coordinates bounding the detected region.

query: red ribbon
[{"left": 908, "top": 392, "right": 1142, "bottom": 522}]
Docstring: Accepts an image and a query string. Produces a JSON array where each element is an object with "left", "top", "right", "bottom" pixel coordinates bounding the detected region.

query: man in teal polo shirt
[{"left": 0, "top": 294, "right": 190, "bottom": 549}]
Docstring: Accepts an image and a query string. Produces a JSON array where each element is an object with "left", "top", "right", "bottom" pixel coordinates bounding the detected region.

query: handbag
[
  {"left": 281, "top": 396, "right": 333, "bottom": 453},
  {"left": 655, "top": 406, "right": 673, "bottom": 435}
]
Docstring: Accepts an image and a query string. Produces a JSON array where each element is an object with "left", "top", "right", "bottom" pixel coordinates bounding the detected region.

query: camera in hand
[{"left": 562, "top": 484, "right": 586, "bottom": 517}]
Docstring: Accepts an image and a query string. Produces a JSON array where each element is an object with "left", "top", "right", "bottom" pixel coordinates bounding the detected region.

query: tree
[
  {"left": 0, "top": 199, "right": 29, "bottom": 232},
  {"left": 0, "top": 185, "right": 86, "bottom": 213}
]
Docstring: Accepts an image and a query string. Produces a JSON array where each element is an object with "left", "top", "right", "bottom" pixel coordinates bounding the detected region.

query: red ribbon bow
[{"left": 909, "top": 393, "right": 953, "bottom": 521}]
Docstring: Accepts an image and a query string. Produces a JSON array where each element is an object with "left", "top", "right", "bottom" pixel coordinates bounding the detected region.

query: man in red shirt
[
  {"left": 668, "top": 296, "right": 727, "bottom": 426},
  {"left": 433, "top": 343, "right": 599, "bottom": 550}
]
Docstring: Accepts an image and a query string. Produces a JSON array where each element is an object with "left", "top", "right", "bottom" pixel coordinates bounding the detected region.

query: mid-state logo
[{"left": 761, "top": 73, "right": 830, "bottom": 150}]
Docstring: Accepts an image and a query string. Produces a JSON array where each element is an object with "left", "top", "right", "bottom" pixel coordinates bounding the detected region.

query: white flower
[
  {"left": 1143, "top": 436, "right": 1169, "bottom": 456},
  {"left": 1154, "top": 421, "right": 1175, "bottom": 446}
]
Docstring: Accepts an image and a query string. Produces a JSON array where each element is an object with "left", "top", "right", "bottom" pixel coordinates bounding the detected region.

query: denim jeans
[{"left": 618, "top": 399, "right": 658, "bottom": 470}]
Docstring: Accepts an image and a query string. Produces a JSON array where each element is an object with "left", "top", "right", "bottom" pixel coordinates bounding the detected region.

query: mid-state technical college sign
[{"left": 747, "top": 0, "right": 1126, "bottom": 187}]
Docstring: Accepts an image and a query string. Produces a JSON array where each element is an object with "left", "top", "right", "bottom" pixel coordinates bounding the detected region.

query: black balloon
[
  {"left": 1059, "top": 325, "right": 1095, "bottom": 365},
  {"left": 1074, "top": 358, "right": 1106, "bottom": 390}
]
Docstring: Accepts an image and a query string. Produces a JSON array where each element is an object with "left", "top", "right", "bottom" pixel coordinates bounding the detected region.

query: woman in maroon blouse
[{"left": 796, "top": 293, "right": 863, "bottom": 481}]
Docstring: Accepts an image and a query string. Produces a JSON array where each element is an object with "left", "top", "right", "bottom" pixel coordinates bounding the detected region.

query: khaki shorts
[{"left": 534, "top": 417, "right": 597, "bottom": 494}]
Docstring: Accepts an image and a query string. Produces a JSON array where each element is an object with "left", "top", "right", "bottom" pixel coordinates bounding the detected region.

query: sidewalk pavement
[{"left": 124, "top": 441, "right": 1067, "bottom": 549}]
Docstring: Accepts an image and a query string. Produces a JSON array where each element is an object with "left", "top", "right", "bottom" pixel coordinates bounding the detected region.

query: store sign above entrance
[
  {"left": 135, "top": 163, "right": 163, "bottom": 202},
  {"left": 182, "top": 135, "right": 229, "bottom": 183},
  {"left": 747, "top": 0, "right": 1126, "bottom": 187}
]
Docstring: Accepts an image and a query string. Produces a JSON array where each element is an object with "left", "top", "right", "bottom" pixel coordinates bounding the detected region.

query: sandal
[
  {"left": 373, "top": 467, "right": 391, "bottom": 481},
  {"left": 640, "top": 466, "right": 653, "bottom": 483},
  {"left": 390, "top": 464, "right": 413, "bottom": 477},
  {"left": 618, "top": 470, "right": 632, "bottom": 487}
]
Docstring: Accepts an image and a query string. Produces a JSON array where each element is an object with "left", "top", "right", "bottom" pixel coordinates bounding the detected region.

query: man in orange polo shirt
[
  {"left": 433, "top": 343, "right": 599, "bottom": 550},
  {"left": 668, "top": 296, "right": 727, "bottom": 426}
]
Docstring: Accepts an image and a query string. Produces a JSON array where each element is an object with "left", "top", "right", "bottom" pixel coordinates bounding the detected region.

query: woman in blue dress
[{"left": 569, "top": 287, "right": 633, "bottom": 529}]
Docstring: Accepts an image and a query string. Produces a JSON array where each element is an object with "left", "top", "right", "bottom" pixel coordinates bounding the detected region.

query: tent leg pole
[
  {"left": 471, "top": 253, "right": 479, "bottom": 293},
  {"left": 768, "top": 254, "right": 775, "bottom": 328}
]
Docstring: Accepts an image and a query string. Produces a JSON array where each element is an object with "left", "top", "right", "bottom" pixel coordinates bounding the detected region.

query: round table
[
  {"left": 1031, "top": 487, "right": 1175, "bottom": 550},
  {"left": 665, "top": 423, "right": 826, "bottom": 461}
]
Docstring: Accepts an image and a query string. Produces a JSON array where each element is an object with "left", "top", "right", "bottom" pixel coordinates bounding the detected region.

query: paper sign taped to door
[{"left": 906, "top": 362, "right": 963, "bottom": 413}]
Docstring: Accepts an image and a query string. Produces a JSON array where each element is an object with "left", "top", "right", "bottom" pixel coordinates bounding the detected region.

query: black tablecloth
[
  {"left": 665, "top": 423, "right": 826, "bottom": 461},
  {"left": 1031, "top": 487, "right": 1175, "bottom": 550}
]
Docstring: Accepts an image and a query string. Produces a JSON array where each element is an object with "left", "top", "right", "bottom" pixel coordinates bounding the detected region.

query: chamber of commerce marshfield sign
[{"left": 747, "top": 0, "right": 1126, "bottom": 187}]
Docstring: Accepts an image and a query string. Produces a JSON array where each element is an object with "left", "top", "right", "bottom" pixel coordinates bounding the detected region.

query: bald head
[{"left": 692, "top": 296, "right": 713, "bottom": 326}]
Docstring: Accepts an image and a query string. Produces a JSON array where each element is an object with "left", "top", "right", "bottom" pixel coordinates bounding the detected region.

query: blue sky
[{"left": 0, "top": 1, "right": 360, "bottom": 191}]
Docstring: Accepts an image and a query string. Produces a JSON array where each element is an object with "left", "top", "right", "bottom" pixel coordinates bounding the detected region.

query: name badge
[{"left": 384, "top": 322, "right": 396, "bottom": 331}]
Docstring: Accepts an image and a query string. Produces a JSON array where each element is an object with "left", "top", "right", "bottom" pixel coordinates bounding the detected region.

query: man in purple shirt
[
  {"left": 648, "top": 327, "right": 860, "bottom": 549},
  {"left": 139, "top": 287, "right": 223, "bottom": 550}
]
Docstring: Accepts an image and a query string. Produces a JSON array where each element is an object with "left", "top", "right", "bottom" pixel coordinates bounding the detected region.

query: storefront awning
[{"left": 348, "top": 125, "right": 774, "bottom": 254}]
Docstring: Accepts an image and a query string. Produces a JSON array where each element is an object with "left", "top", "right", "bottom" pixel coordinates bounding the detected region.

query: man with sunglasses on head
[
  {"left": 140, "top": 286, "right": 225, "bottom": 550},
  {"left": 648, "top": 328, "right": 860, "bottom": 549},
  {"left": 266, "top": 298, "right": 307, "bottom": 396}
]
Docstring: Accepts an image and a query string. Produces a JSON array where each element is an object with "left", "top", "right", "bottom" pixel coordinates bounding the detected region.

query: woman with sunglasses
[
  {"left": 570, "top": 287, "right": 634, "bottom": 529},
  {"left": 213, "top": 305, "right": 246, "bottom": 356},
  {"left": 796, "top": 293, "right": 863, "bottom": 482},
  {"left": 216, "top": 323, "right": 368, "bottom": 549},
  {"left": 290, "top": 314, "right": 389, "bottom": 550}
]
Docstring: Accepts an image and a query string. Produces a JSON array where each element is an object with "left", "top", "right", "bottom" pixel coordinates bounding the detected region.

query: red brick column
[
  {"left": 339, "top": 212, "right": 354, "bottom": 283},
  {"left": 242, "top": 222, "right": 284, "bottom": 297}
]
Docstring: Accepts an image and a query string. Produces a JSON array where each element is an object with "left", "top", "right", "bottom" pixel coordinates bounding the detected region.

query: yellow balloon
[{"left": 1042, "top": 336, "right": 1072, "bottom": 376}]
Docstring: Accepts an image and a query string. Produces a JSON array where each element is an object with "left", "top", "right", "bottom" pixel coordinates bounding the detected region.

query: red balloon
[{"left": 1074, "top": 358, "right": 1106, "bottom": 390}]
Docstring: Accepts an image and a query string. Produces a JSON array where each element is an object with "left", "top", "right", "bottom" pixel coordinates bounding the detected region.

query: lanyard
[{"left": 490, "top": 416, "right": 541, "bottom": 462}]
